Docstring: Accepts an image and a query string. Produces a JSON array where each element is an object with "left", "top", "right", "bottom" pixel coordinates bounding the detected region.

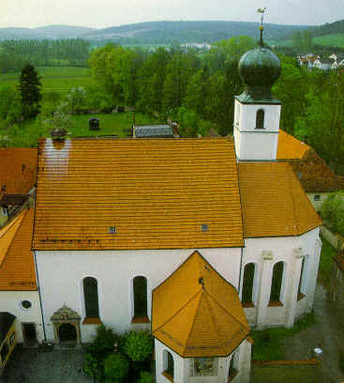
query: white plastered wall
[
  {"left": 35, "top": 247, "right": 241, "bottom": 343},
  {"left": 307, "top": 192, "right": 329, "bottom": 213},
  {"left": 234, "top": 99, "right": 281, "bottom": 161},
  {"left": 155, "top": 338, "right": 251, "bottom": 383},
  {"left": 241, "top": 228, "right": 321, "bottom": 329},
  {"left": 0, "top": 291, "right": 44, "bottom": 343}
]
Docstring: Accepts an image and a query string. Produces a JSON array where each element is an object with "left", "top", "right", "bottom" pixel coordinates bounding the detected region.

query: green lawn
[
  {"left": 0, "top": 66, "right": 93, "bottom": 95},
  {"left": 251, "top": 314, "right": 315, "bottom": 361},
  {"left": 317, "top": 236, "right": 337, "bottom": 289},
  {"left": 251, "top": 364, "right": 321, "bottom": 383},
  {"left": 0, "top": 112, "right": 164, "bottom": 147}
]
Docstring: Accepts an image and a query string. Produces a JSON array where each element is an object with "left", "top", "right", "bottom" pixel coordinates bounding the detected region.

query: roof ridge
[
  {"left": 153, "top": 288, "right": 202, "bottom": 335},
  {"left": 204, "top": 288, "right": 250, "bottom": 331},
  {"left": 0, "top": 210, "right": 27, "bottom": 267},
  {"left": 183, "top": 288, "right": 204, "bottom": 355}
]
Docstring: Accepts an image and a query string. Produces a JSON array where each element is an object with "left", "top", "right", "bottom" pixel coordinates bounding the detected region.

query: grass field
[
  {"left": 313, "top": 33, "right": 344, "bottom": 49},
  {"left": 317, "top": 237, "right": 337, "bottom": 289},
  {"left": 0, "top": 112, "right": 164, "bottom": 147},
  {"left": 0, "top": 66, "right": 94, "bottom": 95}
]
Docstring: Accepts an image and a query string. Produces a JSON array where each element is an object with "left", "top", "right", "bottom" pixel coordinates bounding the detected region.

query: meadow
[
  {"left": 0, "top": 112, "right": 163, "bottom": 147},
  {"left": 0, "top": 66, "right": 94, "bottom": 95},
  {"left": 313, "top": 33, "right": 344, "bottom": 49}
]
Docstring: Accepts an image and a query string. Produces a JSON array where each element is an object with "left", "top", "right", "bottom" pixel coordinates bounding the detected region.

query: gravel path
[{"left": 1, "top": 346, "right": 91, "bottom": 383}]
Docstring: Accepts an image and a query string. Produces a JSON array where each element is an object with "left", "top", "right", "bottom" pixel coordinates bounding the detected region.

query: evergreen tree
[{"left": 18, "top": 64, "right": 42, "bottom": 120}]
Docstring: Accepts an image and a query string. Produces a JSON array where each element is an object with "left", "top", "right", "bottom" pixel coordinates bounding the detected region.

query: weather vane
[{"left": 257, "top": 7, "right": 266, "bottom": 47}]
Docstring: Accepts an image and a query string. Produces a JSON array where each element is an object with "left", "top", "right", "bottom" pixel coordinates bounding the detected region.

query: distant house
[
  {"left": 277, "top": 130, "right": 344, "bottom": 212},
  {"left": 0, "top": 148, "right": 37, "bottom": 227}
]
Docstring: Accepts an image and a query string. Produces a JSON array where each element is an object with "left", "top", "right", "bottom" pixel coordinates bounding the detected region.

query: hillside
[
  {"left": 83, "top": 21, "right": 308, "bottom": 44},
  {"left": 312, "top": 19, "right": 344, "bottom": 37},
  {"left": 0, "top": 25, "right": 95, "bottom": 40},
  {"left": 0, "top": 21, "right": 308, "bottom": 44}
]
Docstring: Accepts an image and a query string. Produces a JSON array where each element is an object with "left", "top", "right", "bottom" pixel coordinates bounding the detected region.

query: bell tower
[{"left": 234, "top": 9, "right": 282, "bottom": 161}]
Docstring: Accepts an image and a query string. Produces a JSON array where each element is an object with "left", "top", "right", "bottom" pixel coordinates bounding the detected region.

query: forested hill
[
  {"left": 83, "top": 21, "right": 308, "bottom": 43},
  {"left": 0, "top": 25, "right": 95, "bottom": 40},
  {"left": 0, "top": 21, "right": 307, "bottom": 43},
  {"left": 311, "top": 19, "right": 344, "bottom": 37}
]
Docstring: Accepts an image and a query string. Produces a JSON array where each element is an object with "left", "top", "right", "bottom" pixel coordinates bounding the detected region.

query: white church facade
[{"left": 1, "top": 38, "right": 322, "bottom": 382}]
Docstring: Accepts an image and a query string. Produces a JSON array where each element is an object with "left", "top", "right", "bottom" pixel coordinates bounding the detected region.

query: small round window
[{"left": 21, "top": 300, "right": 32, "bottom": 310}]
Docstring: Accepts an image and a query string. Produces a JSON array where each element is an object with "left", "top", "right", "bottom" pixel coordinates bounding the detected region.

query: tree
[
  {"left": 321, "top": 192, "right": 344, "bottom": 236},
  {"left": 18, "top": 63, "right": 42, "bottom": 120}
]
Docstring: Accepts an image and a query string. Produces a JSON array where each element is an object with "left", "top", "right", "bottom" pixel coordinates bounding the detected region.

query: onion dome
[{"left": 238, "top": 46, "right": 281, "bottom": 101}]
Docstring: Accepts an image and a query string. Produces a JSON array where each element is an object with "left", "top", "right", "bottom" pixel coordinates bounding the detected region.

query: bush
[
  {"left": 123, "top": 331, "right": 153, "bottom": 362},
  {"left": 83, "top": 352, "right": 101, "bottom": 380},
  {"left": 88, "top": 325, "right": 120, "bottom": 361},
  {"left": 104, "top": 353, "right": 129, "bottom": 383},
  {"left": 138, "top": 371, "right": 153, "bottom": 383}
]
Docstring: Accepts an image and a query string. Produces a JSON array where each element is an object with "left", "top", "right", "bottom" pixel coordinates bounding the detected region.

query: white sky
[{"left": 1, "top": 0, "right": 343, "bottom": 29}]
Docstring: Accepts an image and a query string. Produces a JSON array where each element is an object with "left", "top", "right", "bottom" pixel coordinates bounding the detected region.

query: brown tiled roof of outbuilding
[
  {"left": 33, "top": 138, "right": 243, "bottom": 250},
  {"left": 0, "top": 208, "right": 36, "bottom": 291},
  {"left": 152, "top": 251, "right": 250, "bottom": 357},
  {"left": 239, "top": 162, "right": 322, "bottom": 238},
  {"left": 277, "top": 130, "right": 344, "bottom": 193},
  {"left": 0, "top": 148, "right": 37, "bottom": 195}
]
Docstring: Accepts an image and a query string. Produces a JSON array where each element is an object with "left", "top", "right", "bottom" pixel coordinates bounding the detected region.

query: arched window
[
  {"left": 242, "top": 263, "right": 255, "bottom": 306},
  {"left": 133, "top": 276, "right": 147, "bottom": 318},
  {"left": 83, "top": 277, "right": 99, "bottom": 319},
  {"left": 269, "top": 262, "right": 284, "bottom": 303},
  {"left": 256, "top": 109, "right": 265, "bottom": 129},
  {"left": 163, "top": 350, "right": 174, "bottom": 379},
  {"left": 298, "top": 257, "right": 306, "bottom": 299}
]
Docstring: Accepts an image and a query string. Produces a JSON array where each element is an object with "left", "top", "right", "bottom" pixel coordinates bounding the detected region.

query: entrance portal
[
  {"left": 58, "top": 323, "right": 77, "bottom": 343},
  {"left": 22, "top": 323, "right": 37, "bottom": 345}
]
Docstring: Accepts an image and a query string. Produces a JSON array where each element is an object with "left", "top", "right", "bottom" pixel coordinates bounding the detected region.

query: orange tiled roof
[
  {"left": 277, "top": 130, "right": 310, "bottom": 161},
  {"left": 152, "top": 251, "right": 250, "bottom": 357},
  {"left": 0, "top": 148, "right": 37, "bottom": 195},
  {"left": 33, "top": 138, "right": 244, "bottom": 250},
  {"left": 0, "top": 208, "right": 36, "bottom": 291},
  {"left": 239, "top": 162, "right": 322, "bottom": 238}
]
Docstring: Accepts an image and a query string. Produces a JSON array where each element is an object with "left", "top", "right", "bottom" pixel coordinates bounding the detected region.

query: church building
[{"left": 28, "top": 39, "right": 322, "bottom": 383}]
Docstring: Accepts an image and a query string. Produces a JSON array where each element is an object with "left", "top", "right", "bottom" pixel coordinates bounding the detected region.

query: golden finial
[{"left": 257, "top": 7, "right": 266, "bottom": 47}]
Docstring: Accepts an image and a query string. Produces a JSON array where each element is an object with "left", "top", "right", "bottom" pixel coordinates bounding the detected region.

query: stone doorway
[
  {"left": 50, "top": 305, "right": 81, "bottom": 345},
  {"left": 58, "top": 323, "right": 77, "bottom": 343}
]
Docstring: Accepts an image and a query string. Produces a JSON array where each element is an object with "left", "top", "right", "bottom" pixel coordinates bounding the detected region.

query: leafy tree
[
  {"left": 321, "top": 192, "right": 344, "bottom": 236},
  {"left": 0, "top": 87, "right": 21, "bottom": 123},
  {"left": 66, "top": 86, "right": 87, "bottom": 113},
  {"left": 18, "top": 63, "right": 42, "bottom": 119},
  {"left": 139, "top": 371, "right": 153, "bottom": 383}
]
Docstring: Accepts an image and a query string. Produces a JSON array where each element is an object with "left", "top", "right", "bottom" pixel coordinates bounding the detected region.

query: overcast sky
[{"left": 1, "top": 0, "right": 343, "bottom": 29}]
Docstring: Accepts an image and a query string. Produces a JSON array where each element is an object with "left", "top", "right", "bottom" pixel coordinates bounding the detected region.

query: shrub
[
  {"left": 88, "top": 325, "right": 120, "bottom": 361},
  {"left": 138, "top": 371, "right": 153, "bottom": 383},
  {"left": 104, "top": 353, "right": 129, "bottom": 383},
  {"left": 123, "top": 331, "right": 153, "bottom": 362},
  {"left": 83, "top": 352, "right": 101, "bottom": 380}
]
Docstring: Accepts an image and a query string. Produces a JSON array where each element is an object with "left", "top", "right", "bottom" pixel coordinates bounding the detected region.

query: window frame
[
  {"left": 269, "top": 261, "right": 285, "bottom": 306},
  {"left": 82, "top": 276, "right": 100, "bottom": 320},
  {"left": 255, "top": 109, "right": 265, "bottom": 129}
]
